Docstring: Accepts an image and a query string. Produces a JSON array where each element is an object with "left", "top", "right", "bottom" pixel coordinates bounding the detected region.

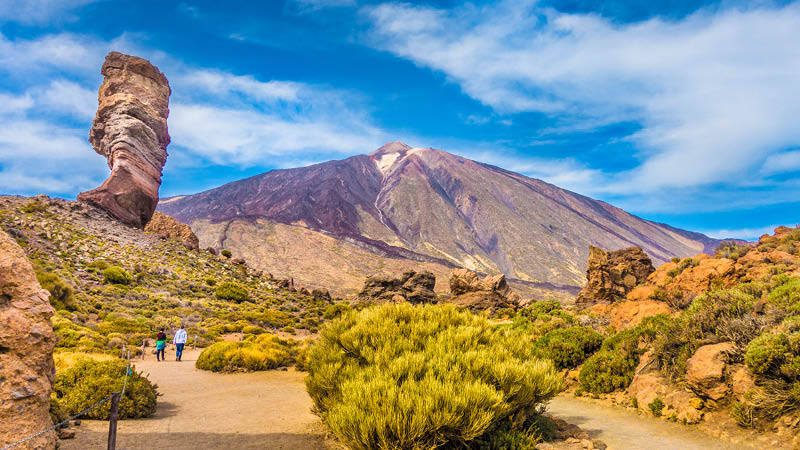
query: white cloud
[
  {"left": 35, "top": 79, "right": 97, "bottom": 119},
  {"left": 0, "top": 0, "right": 99, "bottom": 25},
  {"left": 364, "top": 1, "right": 800, "bottom": 193},
  {"left": 286, "top": 0, "right": 357, "bottom": 13},
  {"left": 760, "top": 149, "right": 800, "bottom": 175}
]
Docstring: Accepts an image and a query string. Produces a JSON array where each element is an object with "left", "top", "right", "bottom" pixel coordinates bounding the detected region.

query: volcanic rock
[
  {"left": 577, "top": 246, "right": 655, "bottom": 305},
  {"left": 78, "top": 51, "right": 171, "bottom": 229},
  {"left": 448, "top": 269, "right": 520, "bottom": 312},
  {"left": 357, "top": 270, "right": 436, "bottom": 304},
  {"left": 144, "top": 211, "right": 199, "bottom": 249},
  {"left": 686, "top": 342, "right": 735, "bottom": 400},
  {"left": 0, "top": 230, "right": 57, "bottom": 449},
  {"left": 311, "top": 288, "right": 332, "bottom": 302}
]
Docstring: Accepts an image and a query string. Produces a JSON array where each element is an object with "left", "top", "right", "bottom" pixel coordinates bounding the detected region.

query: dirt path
[
  {"left": 62, "top": 349, "right": 332, "bottom": 450},
  {"left": 546, "top": 395, "right": 761, "bottom": 450}
]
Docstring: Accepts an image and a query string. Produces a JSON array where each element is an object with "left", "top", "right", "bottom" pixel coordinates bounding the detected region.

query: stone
[
  {"left": 730, "top": 364, "right": 756, "bottom": 401},
  {"left": 78, "top": 52, "right": 171, "bottom": 229},
  {"left": 0, "top": 230, "right": 57, "bottom": 449},
  {"left": 608, "top": 299, "right": 672, "bottom": 330},
  {"left": 144, "top": 211, "right": 199, "bottom": 249},
  {"left": 311, "top": 288, "right": 332, "bottom": 302},
  {"left": 686, "top": 342, "right": 735, "bottom": 400},
  {"left": 56, "top": 429, "right": 75, "bottom": 440},
  {"left": 357, "top": 271, "right": 437, "bottom": 304},
  {"left": 577, "top": 246, "right": 655, "bottom": 305},
  {"left": 448, "top": 269, "right": 520, "bottom": 312}
]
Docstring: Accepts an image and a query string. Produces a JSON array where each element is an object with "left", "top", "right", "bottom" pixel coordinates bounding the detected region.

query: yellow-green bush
[
  {"left": 305, "top": 303, "right": 564, "bottom": 450},
  {"left": 103, "top": 266, "right": 132, "bottom": 285},
  {"left": 54, "top": 359, "right": 158, "bottom": 419},
  {"left": 195, "top": 334, "right": 292, "bottom": 372},
  {"left": 215, "top": 281, "right": 249, "bottom": 302},
  {"left": 35, "top": 268, "right": 76, "bottom": 311}
]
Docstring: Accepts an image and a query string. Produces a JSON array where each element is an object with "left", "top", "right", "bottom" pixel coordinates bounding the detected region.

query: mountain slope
[{"left": 159, "top": 142, "right": 724, "bottom": 294}]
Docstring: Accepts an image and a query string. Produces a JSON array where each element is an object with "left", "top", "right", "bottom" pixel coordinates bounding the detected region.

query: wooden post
[
  {"left": 107, "top": 392, "right": 121, "bottom": 450},
  {"left": 193, "top": 334, "right": 198, "bottom": 350},
  {"left": 121, "top": 344, "right": 125, "bottom": 359},
  {"left": 141, "top": 340, "right": 146, "bottom": 360}
]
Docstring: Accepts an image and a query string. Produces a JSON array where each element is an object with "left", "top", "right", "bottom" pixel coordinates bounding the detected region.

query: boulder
[
  {"left": 608, "top": 299, "right": 672, "bottom": 330},
  {"left": 78, "top": 52, "right": 171, "bottom": 228},
  {"left": 730, "top": 364, "right": 756, "bottom": 401},
  {"left": 357, "top": 271, "right": 436, "bottom": 304},
  {"left": 686, "top": 342, "right": 735, "bottom": 400},
  {"left": 577, "top": 246, "right": 655, "bottom": 305},
  {"left": 311, "top": 288, "right": 332, "bottom": 302},
  {"left": 448, "top": 269, "right": 520, "bottom": 311},
  {"left": 0, "top": 230, "right": 57, "bottom": 449},
  {"left": 144, "top": 211, "right": 199, "bottom": 249}
]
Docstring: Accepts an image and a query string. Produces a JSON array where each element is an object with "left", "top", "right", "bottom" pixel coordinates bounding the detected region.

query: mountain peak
[{"left": 370, "top": 141, "right": 411, "bottom": 156}]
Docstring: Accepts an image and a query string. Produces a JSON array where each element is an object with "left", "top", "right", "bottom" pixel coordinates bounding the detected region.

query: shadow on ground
[{"left": 60, "top": 431, "right": 327, "bottom": 450}]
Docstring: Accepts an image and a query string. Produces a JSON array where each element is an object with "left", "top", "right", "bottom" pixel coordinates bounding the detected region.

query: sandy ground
[
  {"left": 62, "top": 348, "right": 334, "bottom": 450},
  {"left": 547, "top": 395, "right": 764, "bottom": 450}
]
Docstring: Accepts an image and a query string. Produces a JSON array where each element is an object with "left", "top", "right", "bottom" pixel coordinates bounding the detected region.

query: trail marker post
[{"left": 107, "top": 392, "right": 121, "bottom": 450}]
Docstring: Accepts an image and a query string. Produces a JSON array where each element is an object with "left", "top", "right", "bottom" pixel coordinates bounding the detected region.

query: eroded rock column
[{"left": 78, "top": 51, "right": 171, "bottom": 229}]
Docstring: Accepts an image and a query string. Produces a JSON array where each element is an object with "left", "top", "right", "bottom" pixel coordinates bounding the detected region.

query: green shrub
[
  {"left": 103, "top": 266, "right": 132, "bottom": 285},
  {"left": 535, "top": 326, "right": 602, "bottom": 369},
  {"left": 205, "top": 277, "right": 217, "bottom": 286},
  {"left": 36, "top": 269, "right": 76, "bottom": 311},
  {"left": 648, "top": 397, "right": 665, "bottom": 417},
  {"left": 215, "top": 282, "right": 248, "bottom": 302},
  {"left": 54, "top": 359, "right": 157, "bottom": 419},
  {"left": 305, "top": 303, "right": 564, "bottom": 450},
  {"left": 323, "top": 302, "right": 352, "bottom": 320},
  {"left": 195, "top": 334, "right": 292, "bottom": 372},
  {"left": 221, "top": 249, "right": 232, "bottom": 258},
  {"left": 20, "top": 199, "right": 49, "bottom": 213},
  {"left": 580, "top": 315, "right": 669, "bottom": 394},
  {"left": 745, "top": 333, "right": 789, "bottom": 376}
]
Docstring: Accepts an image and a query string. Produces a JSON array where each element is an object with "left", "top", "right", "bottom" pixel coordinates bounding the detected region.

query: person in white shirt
[{"left": 173, "top": 325, "right": 188, "bottom": 361}]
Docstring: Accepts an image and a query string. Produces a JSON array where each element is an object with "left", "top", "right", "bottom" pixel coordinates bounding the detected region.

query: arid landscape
[{"left": 2, "top": 1, "right": 800, "bottom": 450}]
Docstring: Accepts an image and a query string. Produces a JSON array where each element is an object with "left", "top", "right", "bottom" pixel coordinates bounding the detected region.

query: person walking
[
  {"left": 155, "top": 328, "right": 167, "bottom": 362},
  {"left": 173, "top": 325, "right": 188, "bottom": 361}
]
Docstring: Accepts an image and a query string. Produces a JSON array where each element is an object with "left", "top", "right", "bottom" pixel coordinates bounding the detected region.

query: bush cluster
[
  {"left": 305, "top": 303, "right": 564, "bottom": 450},
  {"left": 215, "top": 281, "right": 249, "bottom": 302},
  {"left": 54, "top": 359, "right": 158, "bottom": 419},
  {"left": 534, "top": 326, "right": 602, "bottom": 369},
  {"left": 195, "top": 334, "right": 292, "bottom": 372},
  {"left": 35, "top": 268, "right": 77, "bottom": 311},
  {"left": 103, "top": 266, "right": 132, "bottom": 285}
]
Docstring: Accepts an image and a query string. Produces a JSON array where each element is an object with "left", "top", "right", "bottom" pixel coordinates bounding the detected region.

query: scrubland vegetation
[{"left": 305, "top": 303, "right": 564, "bottom": 450}]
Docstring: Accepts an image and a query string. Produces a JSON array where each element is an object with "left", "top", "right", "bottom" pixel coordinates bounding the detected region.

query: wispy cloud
[
  {"left": 0, "top": 0, "right": 99, "bottom": 25},
  {"left": 364, "top": 1, "right": 800, "bottom": 195},
  {"left": 701, "top": 224, "right": 789, "bottom": 241}
]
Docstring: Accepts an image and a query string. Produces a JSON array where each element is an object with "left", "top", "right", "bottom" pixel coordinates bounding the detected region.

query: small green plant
[
  {"left": 103, "top": 266, "right": 132, "bottom": 285},
  {"left": 35, "top": 269, "right": 76, "bottom": 311},
  {"left": 322, "top": 302, "right": 352, "bottom": 320},
  {"left": 20, "top": 199, "right": 49, "bottom": 213},
  {"left": 534, "top": 326, "right": 602, "bottom": 369},
  {"left": 221, "top": 249, "right": 232, "bottom": 258},
  {"left": 648, "top": 397, "right": 665, "bottom": 417},
  {"left": 54, "top": 359, "right": 157, "bottom": 419},
  {"left": 205, "top": 277, "right": 217, "bottom": 286},
  {"left": 215, "top": 281, "right": 249, "bottom": 302}
]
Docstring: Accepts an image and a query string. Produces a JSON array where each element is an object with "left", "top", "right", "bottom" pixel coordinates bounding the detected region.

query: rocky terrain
[
  {"left": 565, "top": 226, "right": 800, "bottom": 448},
  {"left": 78, "top": 52, "right": 171, "bottom": 229},
  {"left": 0, "top": 229, "right": 57, "bottom": 450},
  {"left": 159, "top": 142, "right": 725, "bottom": 296}
]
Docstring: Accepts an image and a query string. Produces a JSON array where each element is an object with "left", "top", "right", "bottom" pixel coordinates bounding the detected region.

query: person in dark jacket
[{"left": 156, "top": 329, "right": 167, "bottom": 362}]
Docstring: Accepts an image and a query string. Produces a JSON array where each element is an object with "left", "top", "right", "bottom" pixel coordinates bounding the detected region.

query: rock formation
[
  {"left": 78, "top": 51, "right": 171, "bottom": 229},
  {"left": 357, "top": 271, "right": 436, "bottom": 304},
  {"left": 144, "top": 211, "right": 199, "bottom": 249},
  {"left": 577, "top": 246, "right": 655, "bottom": 305},
  {"left": 448, "top": 269, "right": 520, "bottom": 312},
  {"left": 0, "top": 230, "right": 56, "bottom": 450}
]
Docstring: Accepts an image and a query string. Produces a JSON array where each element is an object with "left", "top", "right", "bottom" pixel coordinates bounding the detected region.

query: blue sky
[{"left": 0, "top": 0, "right": 799, "bottom": 240}]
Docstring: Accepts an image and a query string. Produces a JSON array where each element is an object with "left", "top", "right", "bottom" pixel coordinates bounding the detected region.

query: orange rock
[
  {"left": 0, "top": 230, "right": 57, "bottom": 449},
  {"left": 686, "top": 342, "right": 735, "bottom": 400},
  {"left": 144, "top": 211, "right": 199, "bottom": 249},
  {"left": 626, "top": 285, "right": 657, "bottom": 302},
  {"left": 609, "top": 300, "right": 672, "bottom": 330}
]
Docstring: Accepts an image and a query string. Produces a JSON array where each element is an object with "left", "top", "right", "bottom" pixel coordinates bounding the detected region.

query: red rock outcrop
[
  {"left": 0, "top": 230, "right": 56, "bottom": 449},
  {"left": 78, "top": 51, "right": 171, "bottom": 229},
  {"left": 144, "top": 211, "right": 199, "bottom": 249},
  {"left": 448, "top": 269, "right": 520, "bottom": 312},
  {"left": 577, "top": 246, "right": 655, "bottom": 305}
]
